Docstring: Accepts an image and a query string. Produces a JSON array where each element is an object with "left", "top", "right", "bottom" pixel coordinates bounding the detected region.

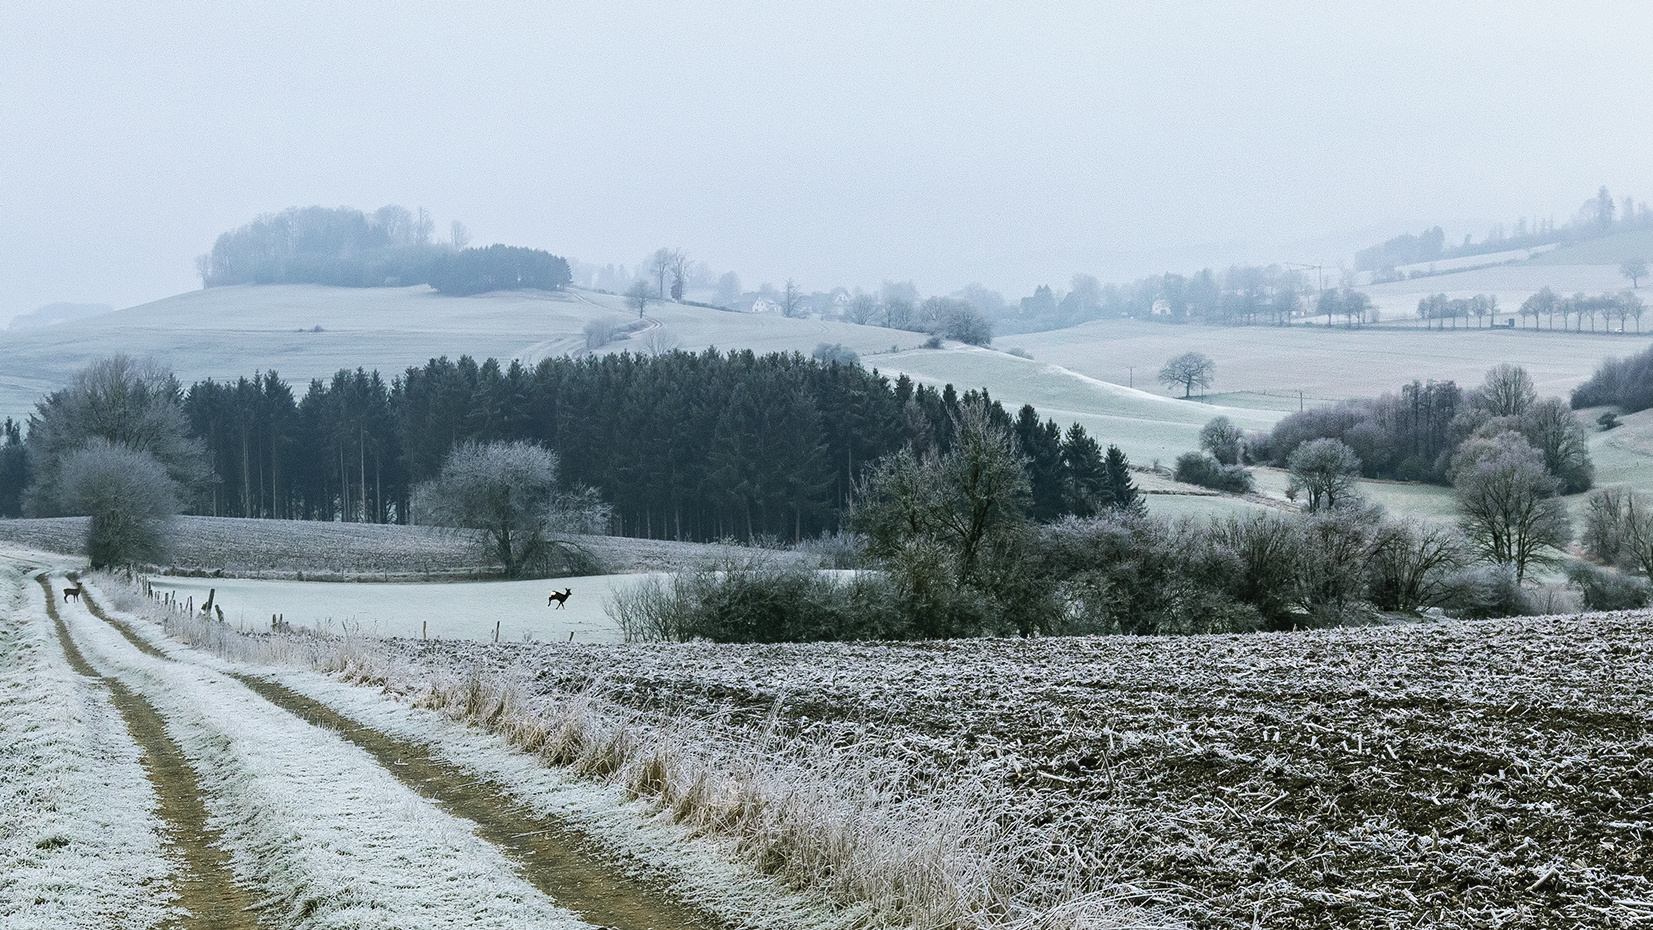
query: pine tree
[
  {"left": 1103, "top": 445, "right": 1145, "bottom": 515},
  {"left": 1061, "top": 424, "right": 1107, "bottom": 517}
]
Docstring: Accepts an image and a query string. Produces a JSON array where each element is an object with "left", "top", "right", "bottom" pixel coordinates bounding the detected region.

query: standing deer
[
  {"left": 547, "top": 588, "right": 573, "bottom": 609},
  {"left": 62, "top": 584, "right": 83, "bottom": 603}
]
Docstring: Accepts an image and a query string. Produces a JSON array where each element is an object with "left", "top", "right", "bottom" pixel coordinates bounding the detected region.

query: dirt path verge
[
  {"left": 35, "top": 574, "right": 262, "bottom": 929},
  {"left": 78, "top": 585, "right": 723, "bottom": 930}
]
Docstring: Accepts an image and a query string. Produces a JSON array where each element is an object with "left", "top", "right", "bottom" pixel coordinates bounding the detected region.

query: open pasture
[
  {"left": 1362, "top": 262, "right": 1635, "bottom": 325},
  {"left": 1013, "top": 314, "right": 1638, "bottom": 405},
  {"left": 877, "top": 345, "right": 1283, "bottom": 465},
  {"left": 146, "top": 573, "right": 640, "bottom": 643},
  {"left": 0, "top": 283, "right": 930, "bottom": 424},
  {"left": 427, "top": 610, "right": 1653, "bottom": 929},
  {"left": 0, "top": 515, "right": 799, "bottom": 579}
]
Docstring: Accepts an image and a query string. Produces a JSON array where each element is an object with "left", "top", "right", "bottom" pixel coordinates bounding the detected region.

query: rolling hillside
[
  {"left": 0, "top": 284, "right": 932, "bottom": 425},
  {"left": 7, "top": 275, "right": 1648, "bottom": 529},
  {"left": 1012, "top": 310, "right": 1643, "bottom": 403}
]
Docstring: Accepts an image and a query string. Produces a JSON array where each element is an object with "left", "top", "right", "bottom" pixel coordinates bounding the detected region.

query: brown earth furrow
[{"left": 35, "top": 573, "right": 262, "bottom": 930}]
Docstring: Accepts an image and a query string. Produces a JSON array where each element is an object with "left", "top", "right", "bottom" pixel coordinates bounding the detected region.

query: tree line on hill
[
  {"left": 1356, "top": 185, "right": 1651, "bottom": 274},
  {"left": 1515, "top": 288, "right": 1646, "bottom": 333},
  {"left": 1572, "top": 342, "right": 1653, "bottom": 413},
  {"left": 0, "top": 353, "right": 1143, "bottom": 552},
  {"left": 1246, "top": 364, "right": 1593, "bottom": 492},
  {"left": 199, "top": 205, "right": 570, "bottom": 294}
]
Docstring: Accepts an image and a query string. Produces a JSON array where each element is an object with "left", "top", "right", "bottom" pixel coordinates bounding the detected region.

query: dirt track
[
  {"left": 31, "top": 568, "right": 731, "bottom": 930},
  {"left": 36, "top": 573, "right": 260, "bottom": 929}
]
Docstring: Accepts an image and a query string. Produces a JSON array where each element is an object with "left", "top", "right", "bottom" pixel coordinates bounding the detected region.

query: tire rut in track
[
  {"left": 35, "top": 574, "right": 262, "bottom": 930},
  {"left": 80, "top": 588, "right": 724, "bottom": 930}
]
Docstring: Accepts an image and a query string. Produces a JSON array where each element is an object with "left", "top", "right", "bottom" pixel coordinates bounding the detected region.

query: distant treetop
[{"left": 198, "top": 205, "right": 569, "bottom": 295}]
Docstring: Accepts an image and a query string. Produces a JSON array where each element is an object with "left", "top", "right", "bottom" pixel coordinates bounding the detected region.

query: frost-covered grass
[
  {"left": 0, "top": 284, "right": 930, "bottom": 425},
  {"left": 1013, "top": 311, "right": 1631, "bottom": 407},
  {"left": 96, "top": 572, "right": 1175, "bottom": 930},
  {"left": 875, "top": 346, "right": 1282, "bottom": 466},
  {"left": 0, "top": 514, "right": 813, "bottom": 580},
  {"left": 146, "top": 572, "right": 642, "bottom": 643},
  {"left": 0, "top": 560, "right": 174, "bottom": 929},
  {"left": 414, "top": 613, "right": 1653, "bottom": 930},
  {"left": 57, "top": 572, "right": 593, "bottom": 930}
]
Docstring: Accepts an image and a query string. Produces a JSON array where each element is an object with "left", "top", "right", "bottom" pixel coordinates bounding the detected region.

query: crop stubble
[{"left": 398, "top": 614, "right": 1653, "bottom": 928}]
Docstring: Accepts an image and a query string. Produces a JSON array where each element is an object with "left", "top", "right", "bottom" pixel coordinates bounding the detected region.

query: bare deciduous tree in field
[
  {"left": 626, "top": 280, "right": 652, "bottom": 319},
  {"left": 1469, "top": 363, "right": 1537, "bottom": 418},
  {"left": 1621, "top": 259, "right": 1647, "bottom": 289},
  {"left": 1451, "top": 431, "right": 1570, "bottom": 582},
  {"left": 668, "top": 250, "right": 689, "bottom": 301},
  {"left": 650, "top": 248, "right": 676, "bottom": 300},
  {"left": 1286, "top": 438, "right": 1362, "bottom": 513},
  {"left": 59, "top": 438, "right": 178, "bottom": 568},
  {"left": 1157, "top": 351, "right": 1215, "bottom": 398},
  {"left": 412, "top": 441, "right": 608, "bottom": 577},
  {"left": 780, "top": 279, "right": 806, "bottom": 318}
]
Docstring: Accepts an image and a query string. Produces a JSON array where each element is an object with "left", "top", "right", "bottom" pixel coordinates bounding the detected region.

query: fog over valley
[{"left": 5, "top": 2, "right": 1652, "bottom": 320}]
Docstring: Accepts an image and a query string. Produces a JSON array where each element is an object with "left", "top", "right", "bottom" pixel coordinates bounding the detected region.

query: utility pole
[{"left": 1128, "top": 366, "right": 1134, "bottom": 389}]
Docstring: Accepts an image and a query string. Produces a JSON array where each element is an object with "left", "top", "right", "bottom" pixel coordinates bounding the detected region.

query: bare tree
[
  {"left": 450, "top": 221, "right": 471, "bottom": 250},
  {"left": 58, "top": 438, "right": 178, "bottom": 568},
  {"left": 1198, "top": 416, "right": 1244, "bottom": 465},
  {"left": 1365, "top": 519, "right": 1467, "bottom": 612},
  {"left": 780, "top": 279, "right": 807, "bottom": 318},
  {"left": 1623, "top": 260, "right": 1648, "bottom": 289},
  {"left": 24, "top": 355, "right": 210, "bottom": 516},
  {"left": 1157, "top": 351, "right": 1215, "bottom": 398},
  {"left": 1469, "top": 363, "right": 1536, "bottom": 417},
  {"left": 650, "top": 248, "right": 675, "bottom": 299},
  {"left": 1286, "top": 438, "right": 1362, "bottom": 512},
  {"left": 625, "top": 279, "right": 652, "bottom": 318},
  {"left": 1451, "top": 431, "right": 1570, "bottom": 582},
  {"left": 844, "top": 292, "right": 878, "bottom": 325},
  {"left": 373, "top": 205, "right": 413, "bottom": 244},
  {"left": 668, "top": 250, "right": 689, "bottom": 301},
  {"left": 714, "top": 271, "right": 743, "bottom": 308},
  {"left": 414, "top": 207, "right": 435, "bottom": 246},
  {"left": 851, "top": 398, "right": 1030, "bottom": 608},
  {"left": 411, "top": 441, "right": 606, "bottom": 577}
]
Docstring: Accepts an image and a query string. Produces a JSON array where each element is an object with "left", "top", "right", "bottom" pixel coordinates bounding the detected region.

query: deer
[
  {"left": 62, "top": 584, "right": 83, "bottom": 603},
  {"left": 547, "top": 588, "right": 573, "bottom": 609}
]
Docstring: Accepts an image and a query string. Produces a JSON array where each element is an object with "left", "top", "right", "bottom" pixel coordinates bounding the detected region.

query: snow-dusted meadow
[{"left": 147, "top": 573, "right": 647, "bottom": 643}]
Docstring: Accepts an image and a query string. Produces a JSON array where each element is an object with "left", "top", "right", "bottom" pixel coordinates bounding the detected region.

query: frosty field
[
  {"left": 8, "top": 537, "right": 1653, "bottom": 929},
  {"left": 0, "top": 284, "right": 930, "bottom": 425},
  {"left": 416, "top": 612, "right": 1653, "bottom": 929},
  {"left": 1013, "top": 312, "right": 1639, "bottom": 405},
  {"left": 147, "top": 573, "right": 642, "bottom": 643},
  {"left": 5, "top": 270, "right": 1650, "bottom": 530}
]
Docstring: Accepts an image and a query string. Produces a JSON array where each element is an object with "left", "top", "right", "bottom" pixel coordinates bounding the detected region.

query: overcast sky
[{"left": 3, "top": 1, "right": 1651, "bottom": 320}]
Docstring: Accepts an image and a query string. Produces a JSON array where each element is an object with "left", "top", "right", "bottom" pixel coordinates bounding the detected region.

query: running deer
[
  {"left": 547, "top": 588, "right": 573, "bottom": 609},
  {"left": 62, "top": 584, "right": 83, "bottom": 603}
]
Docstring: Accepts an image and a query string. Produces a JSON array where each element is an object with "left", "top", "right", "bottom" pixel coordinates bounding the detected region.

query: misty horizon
[{"left": 5, "top": 2, "right": 1651, "bottom": 320}]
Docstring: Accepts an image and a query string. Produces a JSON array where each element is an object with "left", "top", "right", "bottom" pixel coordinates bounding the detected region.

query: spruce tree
[{"left": 1103, "top": 445, "right": 1145, "bottom": 515}]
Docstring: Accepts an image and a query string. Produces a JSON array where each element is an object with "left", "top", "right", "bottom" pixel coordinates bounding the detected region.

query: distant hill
[
  {"left": 7, "top": 302, "right": 112, "bottom": 331},
  {"left": 1529, "top": 227, "right": 1653, "bottom": 267},
  {"left": 0, "top": 284, "right": 932, "bottom": 425}
]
